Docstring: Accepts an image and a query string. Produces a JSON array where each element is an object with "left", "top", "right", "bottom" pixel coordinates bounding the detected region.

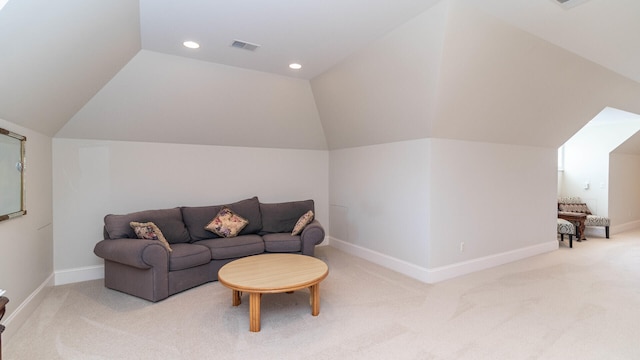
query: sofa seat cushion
[
  {"left": 104, "top": 207, "right": 191, "bottom": 244},
  {"left": 557, "top": 219, "right": 575, "bottom": 235},
  {"left": 182, "top": 197, "right": 262, "bottom": 241},
  {"left": 168, "top": 243, "right": 211, "bottom": 271},
  {"left": 585, "top": 215, "right": 610, "bottom": 227},
  {"left": 194, "top": 234, "right": 265, "bottom": 260},
  {"left": 263, "top": 233, "right": 301, "bottom": 253}
]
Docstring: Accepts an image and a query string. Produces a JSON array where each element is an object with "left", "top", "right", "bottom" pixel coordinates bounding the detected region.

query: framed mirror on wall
[{"left": 0, "top": 127, "right": 26, "bottom": 221}]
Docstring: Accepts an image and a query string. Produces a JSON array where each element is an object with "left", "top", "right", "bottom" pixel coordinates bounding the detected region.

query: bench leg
[
  {"left": 569, "top": 234, "right": 573, "bottom": 248},
  {"left": 606, "top": 226, "right": 610, "bottom": 239}
]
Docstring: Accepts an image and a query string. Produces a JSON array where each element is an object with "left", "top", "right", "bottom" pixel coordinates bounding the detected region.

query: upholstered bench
[
  {"left": 558, "top": 197, "right": 610, "bottom": 239},
  {"left": 557, "top": 218, "right": 576, "bottom": 248},
  {"left": 584, "top": 215, "right": 610, "bottom": 238}
]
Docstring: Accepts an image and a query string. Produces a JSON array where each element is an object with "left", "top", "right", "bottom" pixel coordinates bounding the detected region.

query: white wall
[
  {"left": 560, "top": 127, "right": 611, "bottom": 216},
  {"left": 609, "top": 152, "right": 640, "bottom": 231},
  {"left": 428, "top": 139, "right": 558, "bottom": 270},
  {"left": 329, "top": 139, "right": 430, "bottom": 268},
  {"left": 52, "top": 139, "right": 329, "bottom": 277},
  {"left": 0, "top": 118, "right": 53, "bottom": 342},
  {"left": 328, "top": 137, "right": 558, "bottom": 283}
]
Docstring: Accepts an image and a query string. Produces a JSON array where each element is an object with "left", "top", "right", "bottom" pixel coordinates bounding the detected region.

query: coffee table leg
[
  {"left": 310, "top": 284, "right": 320, "bottom": 316},
  {"left": 249, "top": 293, "right": 261, "bottom": 332},
  {"left": 232, "top": 290, "right": 242, "bottom": 306}
]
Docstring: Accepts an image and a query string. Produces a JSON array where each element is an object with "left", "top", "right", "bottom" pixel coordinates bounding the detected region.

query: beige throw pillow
[
  {"left": 130, "top": 221, "right": 173, "bottom": 252},
  {"left": 205, "top": 207, "right": 249, "bottom": 238},
  {"left": 292, "top": 210, "right": 314, "bottom": 236}
]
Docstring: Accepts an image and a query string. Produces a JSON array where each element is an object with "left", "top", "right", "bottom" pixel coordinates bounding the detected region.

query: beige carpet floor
[{"left": 4, "top": 231, "right": 640, "bottom": 360}]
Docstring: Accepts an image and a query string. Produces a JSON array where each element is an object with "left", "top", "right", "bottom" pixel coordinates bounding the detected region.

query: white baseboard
[
  {"left": 54, "top": 265, "right": 104, "bottom": 286},
  {"left": 611, "top": 220, "right": 640, "bottom": 235},
  {"left": 328, "top": 237, "right": 432, "bottom": 282},
  {"left": 328, "top": 237, "right": 558, "bottom": 284},
  {"left": 424, "top": 240, "right": 558, "bottom": 283},
  {"left": 3, "top": 273, "right": 55, "bottom": 344}
]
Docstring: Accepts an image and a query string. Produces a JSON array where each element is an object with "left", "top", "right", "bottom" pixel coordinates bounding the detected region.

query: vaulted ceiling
[
  {"left": 1, "top": 0, "right": 640, "bottom": 150},
  {"left": 0, "top": 0, "right": 140, "bottom": 135}
]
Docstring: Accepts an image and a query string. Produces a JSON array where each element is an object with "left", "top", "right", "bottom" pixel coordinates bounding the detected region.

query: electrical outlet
[{"left": 460, "top": 242, "right": 465, "bottom": 252}]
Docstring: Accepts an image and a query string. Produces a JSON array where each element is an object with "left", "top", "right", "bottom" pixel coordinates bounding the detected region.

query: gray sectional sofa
[{"left": 93, "top": 197, "right": 324, "bottom": 302}]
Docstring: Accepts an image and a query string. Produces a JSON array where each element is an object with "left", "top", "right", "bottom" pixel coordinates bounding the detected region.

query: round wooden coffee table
[{"left": 218, "top": 253, "right": 329, "bottom": 332}]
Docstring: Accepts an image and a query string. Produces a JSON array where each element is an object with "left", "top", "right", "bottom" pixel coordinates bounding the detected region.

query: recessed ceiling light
[
  {"left": 289, "top": 63, "right": 302, "bottom": 70},
  {"left": 183, "top": 41, "right": 200, "bottom": 49}
]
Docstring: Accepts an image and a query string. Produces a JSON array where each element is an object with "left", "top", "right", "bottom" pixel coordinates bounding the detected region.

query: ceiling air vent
[
  {"left": 231, "top": 40, "right": 260, "bottom": 51},
  {"left": 551, "top": 0, "right": 592, "bottom": 9}
]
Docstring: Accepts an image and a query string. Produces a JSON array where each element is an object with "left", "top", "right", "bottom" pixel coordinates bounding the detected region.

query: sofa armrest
[
  {"left": 300, "top": 220, "right": 325, "bottom": 256},
  {"left": 94, "top": 238, "right": 169, "bottom": 269}
]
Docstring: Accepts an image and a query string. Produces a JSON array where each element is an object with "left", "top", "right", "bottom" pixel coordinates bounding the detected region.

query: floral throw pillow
[
  {"left": 205, "top": 207, "right": 249, "bottom": 238},
  {"left": 292, "top": 210, "right": 314, "bottom": 236},
  {"left": 130, "top": 221, "right": 173, "bottom": 252}
]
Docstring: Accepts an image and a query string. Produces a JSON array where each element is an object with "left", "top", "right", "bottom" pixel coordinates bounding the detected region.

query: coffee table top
[{"left": 218, "top": 254, "right": 328, "bottom": 293}]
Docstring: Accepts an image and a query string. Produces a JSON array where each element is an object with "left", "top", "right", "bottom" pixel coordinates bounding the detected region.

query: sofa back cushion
[
  {"left": 181, "top": 196, "right": 262, "bottom": 241},
  {"left": 104, "top": 207, "right": 191, "bottom": 244},
  {"left": 260, "top": 199, "right": 314, "bottom": 234}
]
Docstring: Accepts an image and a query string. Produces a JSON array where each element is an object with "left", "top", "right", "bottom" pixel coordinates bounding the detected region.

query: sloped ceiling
[
  {"left": 608, "top": 108, "right": 640, "bottom": 154},
  {"left": 0, "top": 0, "right": 140, "bottom": 136},
  {"left": 57, "top": 50, "right": 328, "bottom": 150},
  {"left": 311, "top": 1, "right": 448, "bottom": 149},
  {"left": 462, "top": 0, "right": 640, "bottom": 85},
  {"left": 2, "top": 0, "right": 640, "bottom": 150},
  {"left": 432, "top": 0, "right": 640, "bottom": 148},
  {"left": 311, "top": 0, "right": 640, "bottom": 149}
]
